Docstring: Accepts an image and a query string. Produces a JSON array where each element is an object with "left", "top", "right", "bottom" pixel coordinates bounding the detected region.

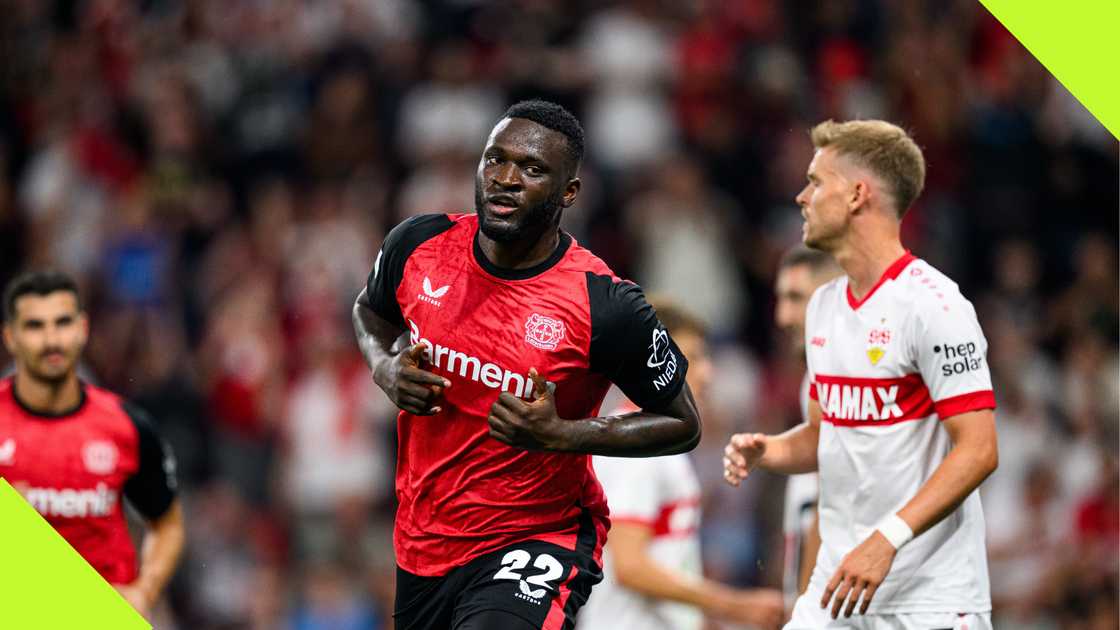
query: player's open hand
[
  {"left": 723, "top": 432, "right": 767, "bottom": 486},
  {"left": 374, "top": 343, "right": 450, "bottom": 416},
  {"left": 487, "top": 368, "right": 563, "bottom": 450},
  {"left": 709, "top": 586, "right": 785, "bottom": 629},
  {"left": 821, "top": 531, "right": 897, "bottom": 618}
]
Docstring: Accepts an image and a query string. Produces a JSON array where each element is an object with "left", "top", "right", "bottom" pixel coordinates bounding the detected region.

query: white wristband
[{"left": 876, "top": 514, "right": 914, "bottom": 550}]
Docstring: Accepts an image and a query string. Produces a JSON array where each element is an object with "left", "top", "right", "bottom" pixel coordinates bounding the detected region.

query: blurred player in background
[
  {"left": 353, "top": 100, "right": 701, "bottom": 629},
  {"left": 0, "top": 271, "right": 183, "bottom": 619},
  {"left": 725, "top": 120, "right": 999, "bottom": 629},
  {"left": 773, "top": 246, "right": 842, "bottom": 611},
  {"left": 578, "top": 297, "right": 783, "bottom": 630}
]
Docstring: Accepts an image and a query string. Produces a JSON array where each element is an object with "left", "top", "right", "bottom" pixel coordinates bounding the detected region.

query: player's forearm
[
  {"left": 559, "top": 413, "right": 699, "bottom": 456},
  {"left": 352, "top": 293, "right": 403, "bottom": 378},
  {"left": 135, "top": 501, "right": 184, "bottom": 604},
  {"left": 798, "top": 510, "right": 821, "bottom": 594},
  {"left": 895, "top": 435, "right": 997, "bottom": 537},
  {"left": 614, "top": 551, "right": 733, "bottom": 612},
  {"left": 760, "top": 423, "right": 819, "bottom": 473},
  {"left": 557, "top": 387, "right": 701, "bottom": 456}
]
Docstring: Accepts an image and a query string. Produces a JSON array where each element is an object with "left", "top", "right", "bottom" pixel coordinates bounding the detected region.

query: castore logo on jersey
[{"left": 419, "top": 277, "right": 450, "bottom": 307}]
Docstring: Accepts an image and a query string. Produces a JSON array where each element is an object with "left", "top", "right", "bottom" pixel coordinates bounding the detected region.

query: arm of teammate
[
  {"left": 722, "top": 398, "right": 822, "bottom": 485},
  {"left": 798, "top": 509, "right": 821, "bottom": 594},
  {"left": 353, "top": 288, "right": 450, "bottom": 416},
  {"left": 607, "top": 521, "right": 784, "bottom": 628},
  {"left": 820, "top": 409, "right": 997, "bottom": 618},
  {"left": 488, "top": 277, "right": 699, "bottom": 456},
  {"left": 118, "top": 405, "right": 184, "bottom": 618}
]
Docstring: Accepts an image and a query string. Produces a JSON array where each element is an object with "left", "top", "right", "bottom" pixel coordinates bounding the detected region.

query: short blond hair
[{"left": 810, "top": 119, "right": 926, "bottom": 217}]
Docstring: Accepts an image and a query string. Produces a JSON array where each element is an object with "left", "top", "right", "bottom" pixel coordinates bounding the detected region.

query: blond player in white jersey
[
  {"left": 724, "top": 120, "right": 998, "bottom": 630},
  {"left": 774, "top": 246, "right": 843, "bottom": 611},
  {"left": 580, "top": 299, "right": 783, "bottom": 630}
]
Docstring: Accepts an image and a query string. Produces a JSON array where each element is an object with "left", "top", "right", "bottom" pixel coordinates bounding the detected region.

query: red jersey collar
[
  {"left": 472, "top": 228, "right": 572, "bottom": 281},
  {"left": 846, "top": 251, "right": 917, "bottom": 310},
  {"left": 8, "top": 376, "right": 88, "bottom": 419}
]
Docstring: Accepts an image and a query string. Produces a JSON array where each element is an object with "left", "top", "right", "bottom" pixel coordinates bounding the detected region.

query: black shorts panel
[
  {"left": 394, "top": 567, "right": 455, "bottom": 630},
  {"left": 394, "top": 537, "right": 602, "bottom": 630}
]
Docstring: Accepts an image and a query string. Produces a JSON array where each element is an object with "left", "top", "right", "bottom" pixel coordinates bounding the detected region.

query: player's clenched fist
[
  {"left": 373, "top": 343, "right": 450, "bottom": 415},
  {"left": 723, "top": 432, "right": 767, "bottom": 486},
  {"left": 488, "top": 369, "right": 563, "bottom": 450}
]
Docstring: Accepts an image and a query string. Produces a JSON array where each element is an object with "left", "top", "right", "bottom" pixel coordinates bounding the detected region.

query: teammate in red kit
[
  {"left": 0, "top": 271, "right": 183, "bottom": 619},
  {"left": 353, "top": 100, "right": 701, "bottom": 629}
]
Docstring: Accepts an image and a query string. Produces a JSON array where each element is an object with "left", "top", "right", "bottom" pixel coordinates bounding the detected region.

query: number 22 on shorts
[{"left": 493, "top": 549, "right": 564, "bottom": 598}]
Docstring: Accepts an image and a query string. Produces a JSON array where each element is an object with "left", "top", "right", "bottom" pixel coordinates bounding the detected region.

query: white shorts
[{"left": 785, "top": 591, "right": 992, "bottom": 630}]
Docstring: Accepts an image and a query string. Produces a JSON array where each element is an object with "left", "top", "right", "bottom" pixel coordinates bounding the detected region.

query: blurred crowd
[{"left": 0, "top": 1, "right": 1116, "bottom": 628}]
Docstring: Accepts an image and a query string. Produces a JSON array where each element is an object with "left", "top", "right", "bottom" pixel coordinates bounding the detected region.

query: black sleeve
[
  {"left": 586, "top": 273, "right": 689, "bottom": 411},
  {"left": 122, "top": 402, "right": 178, "bottom": 521},
  {"left": 364, "top": 213, "right": 456, "bottom": 328}
]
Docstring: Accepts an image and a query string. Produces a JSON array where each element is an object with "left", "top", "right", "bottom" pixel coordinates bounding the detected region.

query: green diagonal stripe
[
  {"left": 980, "top": 0, "right": 1120, "bottom": 139},
  {"left": 0, "top": 480, "right": 149, "bottom": 630}
]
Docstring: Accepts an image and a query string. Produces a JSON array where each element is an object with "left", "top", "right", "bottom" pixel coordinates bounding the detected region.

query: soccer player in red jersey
[
  {"left": 0, "top": 271, "right": 183, "bottom": 619},
  {"left": 353, "top": 100, "right": 702, "bottom": 629}
]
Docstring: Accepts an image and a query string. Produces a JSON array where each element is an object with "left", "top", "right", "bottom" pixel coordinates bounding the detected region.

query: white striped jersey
[{"left": 804, "top": 252, "right": 995, "bottom": 614}]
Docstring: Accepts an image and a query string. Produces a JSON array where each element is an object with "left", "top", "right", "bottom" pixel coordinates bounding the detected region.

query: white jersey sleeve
[
  {"left": 907, "top": 283, "right": 996, "bottom": 419},
  {"left": 592, "top": 456, "right": 662, "bottom": 523}
]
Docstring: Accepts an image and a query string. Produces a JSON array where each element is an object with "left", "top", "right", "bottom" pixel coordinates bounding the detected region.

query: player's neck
[
  {"left": 835, "top": 236, "right": 907, "bottom": 301},
  {"left": 13, "top": 370, "right": 83, "bottom": 416},
  {"left": 477, "top": 226, "right": 562, "bottom": 271}
]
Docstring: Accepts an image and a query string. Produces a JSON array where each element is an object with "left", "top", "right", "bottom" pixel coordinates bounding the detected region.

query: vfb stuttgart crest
[{"left": 525, "top": 314, "right": 565, "bottom": 351}]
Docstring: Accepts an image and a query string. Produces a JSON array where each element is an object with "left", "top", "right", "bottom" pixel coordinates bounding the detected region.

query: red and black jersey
[
  {"left": 365, "top": 213, "right": 689, "bottom": 576},
  {"left": 0, "top": 378, "right": 177, "bottom": 584}
]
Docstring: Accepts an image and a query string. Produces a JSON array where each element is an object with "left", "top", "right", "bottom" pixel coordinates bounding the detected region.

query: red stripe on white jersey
[
  {"left": 934, "top": 390, "right": 996, "bottom": 419},
  {"left": 813, "top": 374, "right": 934, "bottom": 427},
  {"left": 610, "top": 496, "right": 700, "bottom": 538}
]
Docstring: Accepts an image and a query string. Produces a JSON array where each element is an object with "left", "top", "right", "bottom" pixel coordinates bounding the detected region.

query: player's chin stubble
[
  {"left": 26, "top": 349, "right": 77, "bottom": 384},
  {"left": 475, "top": 181, "right": 564, "bottom": 244}
]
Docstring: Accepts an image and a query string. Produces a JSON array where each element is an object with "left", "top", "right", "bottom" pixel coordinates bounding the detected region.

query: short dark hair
[
  {"left": 502, "top": 99, "right": 584, "bottom": 172},
  {"left": 3, "top": 270, "right": 81, "bottom": 322},
  {"left": 779, "top": 245, "right": 840, "bottom": 276}
]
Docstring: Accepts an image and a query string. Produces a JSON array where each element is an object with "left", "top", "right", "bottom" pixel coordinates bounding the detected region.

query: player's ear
[
  {"left": 2, "top": 324, "right": 12, "bottom": 353},
  {"left": 849, "top": 179, "right": 871, "bottom": 213},
  {"left": 562, "top": 177, "right": 581, "bottom": 208}
]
